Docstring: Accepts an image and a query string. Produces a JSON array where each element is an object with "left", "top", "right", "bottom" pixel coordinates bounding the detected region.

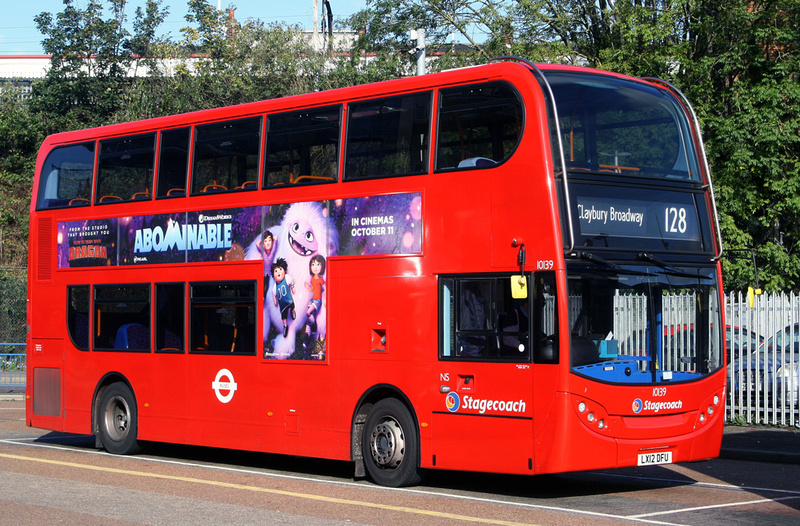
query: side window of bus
[
  {"left": 67, "top": 285, "right": 90, "bottom": 351},
  {"left": 344, "top": 92, "right": 431, "bottom": 180},
  {"left": 36, "top": 142, "right": 95, "bottom": 209},
  {"left": 440, "top": 275, "right": 531, "bottom": 361},
  {"left": 265, "top": 106, "right": 340, "bottom": 187},
  {"left": 192, "top": 117, "right": 261, "bottom": 194},
  {"left": 156, "top": 283, "right": 184, "bottom": 353},
  {"left": 440, "top": 273, "right": 558, "bottom": 363},
  {"left": 436, "top": 82, "right": 523, "bottom": 171},
  {"left": 156, "top": 127, "right": 191, "bottom": 198},
  {"left": 190, "top": 281, "right": 256, "bottom": 355},
  {"left": 96, "top": 133, "right": 156, "bottom": 204},
  {"left": 94, "top": 285, "right": 151, "bottom": 352}
]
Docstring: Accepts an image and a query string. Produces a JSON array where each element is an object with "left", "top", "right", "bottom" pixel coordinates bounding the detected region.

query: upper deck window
[
  {"left": 543, "top": 72, "right": 701, "bottom": 181},
  {"left": 36, "top": 142, "right": 95, "bottom": 209},
  {"left": 436, "top": 82, "right": 522, "bottom": 171},
  {"left": 191, "top": 117, "right": 261, "bottom": 194},
  {"left": 156, "top": 127, "right": 191, "bottom": 198},
  {"left": 344, "top": 92, "right": 431, "bottom": 180},
  {"left": 96, "top": 133, "right": 156, "bottom": 204},
  {"left": 265, "top": 106, "right": 340, "bottom": 187}
]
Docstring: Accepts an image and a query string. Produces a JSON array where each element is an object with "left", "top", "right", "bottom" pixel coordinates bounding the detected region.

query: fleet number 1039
[{"left": 664, "top": 207, "right": 688, "bottom": 234}]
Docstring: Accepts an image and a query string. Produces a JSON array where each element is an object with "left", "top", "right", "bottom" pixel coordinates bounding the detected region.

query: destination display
[{"left": 569, "top": 183, "right": 709, "bottom": 253}]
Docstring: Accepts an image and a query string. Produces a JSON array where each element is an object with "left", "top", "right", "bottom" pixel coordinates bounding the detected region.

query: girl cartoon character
[{"left": 304, "top": 254, "right": 326, "bottom": 333}]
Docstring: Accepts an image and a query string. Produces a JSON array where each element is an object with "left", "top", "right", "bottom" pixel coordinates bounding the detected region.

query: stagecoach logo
[
  {"left": 445, "top": 392, "right": 460, "bottom": 412},
  {"left": 444, "top": 392, "right": 527, "bottom": 415},
  {"left": 212, "top": 368, "right": 238, "bottom": 404},
  {"left": 632, "top": 397, "right": 684, "bottom": 414}
]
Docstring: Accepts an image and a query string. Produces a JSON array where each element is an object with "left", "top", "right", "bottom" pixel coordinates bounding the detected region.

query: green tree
[
  {"left": 32, "top": 0, "right": 168, "bottom": 130},
  {"left": 0, "top": 86, "right": 43, "bottom": 268},
  {"left": 679, "top": 1, "right": 800, "bottom": 291}
]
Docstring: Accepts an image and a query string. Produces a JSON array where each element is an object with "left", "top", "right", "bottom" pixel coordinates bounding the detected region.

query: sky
[{"left": 0, "top": 0, "right": 368, "bottom": 55}]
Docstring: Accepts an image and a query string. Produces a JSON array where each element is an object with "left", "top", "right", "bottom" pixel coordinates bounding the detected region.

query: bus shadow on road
[{"left": 30, "top": 430, "right": 754, "bottom": 505}]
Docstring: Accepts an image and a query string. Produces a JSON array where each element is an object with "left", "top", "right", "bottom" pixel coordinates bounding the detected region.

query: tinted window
[
  {"left": 156, "top": 283, "right": 184, "bottom": 353},
  {"left": 440, "top": 272, "right": 558, "bottom": 363},
  {"left": 345, "top": 92, "right": 431, "bottom": 179},
  {"left": 190, "top": 281, "right": 256, "bottom": 355},
  {"left": 36, "top": 142, "right": 95, "bottom": 209},
  {"left": 192, "top": 117, "right": 261, "bottom": 194},
  {"left": 156, "top": 127, "right": 191, "bottom": 198},
  {"left": 265, "top": 106, "right": 340, "bottom": 187},
  {"left": 67, "top": 285, "right": 90, "bottom": 351},
  {"left": 96, "top": 133, "right": 156, "bottom": 204},
  {"left": 436, "top": 83, "right": 522, "bottom": 170},
  {"left": 94, "top": 285, "right": 151, "bottom": 352},
  {"left": 441, "top": 275, "right": 530, "bottom": 361},
  {"left": 543, "top": 71, "right": 701, "bottom": 180}
]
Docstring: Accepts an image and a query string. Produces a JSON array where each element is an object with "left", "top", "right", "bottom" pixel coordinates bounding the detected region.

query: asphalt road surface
[{"left": 1, "top": 399, "right": 799, "bottom": 525}]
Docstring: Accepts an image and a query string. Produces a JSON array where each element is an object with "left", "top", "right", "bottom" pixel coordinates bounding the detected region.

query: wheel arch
[{"left": 350, "top": 383, "right": 420, "bottom": 478}]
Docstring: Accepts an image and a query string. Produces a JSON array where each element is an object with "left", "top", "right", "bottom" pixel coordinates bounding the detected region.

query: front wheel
[
  {"left": 97, "top": 382, "right": 139, "bottom": 455},
  {"left": 362, "top": 398, "right": 422, "bottom": 487}
]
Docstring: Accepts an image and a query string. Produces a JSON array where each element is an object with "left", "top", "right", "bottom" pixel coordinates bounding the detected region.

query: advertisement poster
[{"left": 57, "top": 218, "right": 118, "bottom": 268}]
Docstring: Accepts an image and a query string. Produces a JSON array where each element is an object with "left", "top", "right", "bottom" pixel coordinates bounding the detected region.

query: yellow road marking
[{"left": 0, "top": 452, "right": 537, "bottom": 525}]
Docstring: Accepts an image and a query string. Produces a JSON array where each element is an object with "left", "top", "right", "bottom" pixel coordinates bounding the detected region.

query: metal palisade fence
[
  {"left": 0, "top": 272, "right": 26, "bottom": 390},
  {"left": 727, "top": 290, "right": 800, "bottom": 426}
]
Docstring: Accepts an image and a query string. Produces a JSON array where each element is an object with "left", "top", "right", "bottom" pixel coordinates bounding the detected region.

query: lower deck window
[
  {"left": 190, "top": 281, "right": 256, "bottom": 355},
  {"left": 67, "top": 285, "right": 90, "bottom": 351},
  {"left": 94, "top": 284, "right": 151, "bottom": 352},
  {"left": 156, "top": 283, "right": 184, "bottom": 353}
]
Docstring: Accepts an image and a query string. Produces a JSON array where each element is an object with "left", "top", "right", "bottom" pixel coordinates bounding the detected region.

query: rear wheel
[
  {"left": 362, "top": 398, "right": 422, "bottom": 487},
  {"left": 97, "top": 382, "right": 139, "bottom": 455}
]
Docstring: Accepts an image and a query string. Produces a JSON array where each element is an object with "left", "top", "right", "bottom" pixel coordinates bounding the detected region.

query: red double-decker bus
[{"left": 27, "top": 58, "right": 725, "bottom": 487}]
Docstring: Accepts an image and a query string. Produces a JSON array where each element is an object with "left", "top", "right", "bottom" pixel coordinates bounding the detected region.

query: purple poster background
[{"left": 58, "top": 193, "right": 422, "bottom": 269}]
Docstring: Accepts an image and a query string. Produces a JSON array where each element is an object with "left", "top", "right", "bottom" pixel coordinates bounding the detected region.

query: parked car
[
  {"left": 777, "top": 361, "right": 799, "bottom": 407},
  {"left": 725, "top": 325, "right": 762, "bottom": 360},
  {"left": 730, "top": 324, "right": 799, "bottom": 399}
]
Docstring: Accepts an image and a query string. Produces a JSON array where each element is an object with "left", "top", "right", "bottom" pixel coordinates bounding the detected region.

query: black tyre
[
  {"left": 362, "top": 398, "right": 422, "bottom": 487},
  {"left": 97, "top": 382, "right": 139, "bottom": 455}
]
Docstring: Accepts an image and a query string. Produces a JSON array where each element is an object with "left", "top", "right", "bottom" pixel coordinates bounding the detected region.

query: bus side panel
[
  {"left": 134, "top": 353, "right": 189, "bottom": 444},
  {"left": 430, "top": 412, "right": 533, "bottom": 474}
]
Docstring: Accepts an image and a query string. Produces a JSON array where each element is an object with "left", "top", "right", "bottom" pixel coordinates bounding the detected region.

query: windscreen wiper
[
  {"left": 576, "top": 251, "right": 617, "bottom": 267},
  {"left": 637, "top": 252, "right": 704, "bottom": 279},
  {"left": 570, "top": 252, "right": 655, "bottom": 275}
]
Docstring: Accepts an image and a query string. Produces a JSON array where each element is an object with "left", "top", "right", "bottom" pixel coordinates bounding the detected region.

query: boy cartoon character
[
  {"left": 304, "top": 254, "right": 326, "bottom": 333},
  {"left": 271, "top": 257, "right": 296, "bottom": 337}
]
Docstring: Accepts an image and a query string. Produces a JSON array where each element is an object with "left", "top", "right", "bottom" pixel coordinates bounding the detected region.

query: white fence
[{"left": 726, "top": 291, "right": 800, "bottom": 426}]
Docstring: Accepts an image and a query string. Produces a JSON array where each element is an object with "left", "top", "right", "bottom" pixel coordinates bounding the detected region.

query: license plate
[{"left": 638, "top": 451, "right": 673, "bottom": 466}]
